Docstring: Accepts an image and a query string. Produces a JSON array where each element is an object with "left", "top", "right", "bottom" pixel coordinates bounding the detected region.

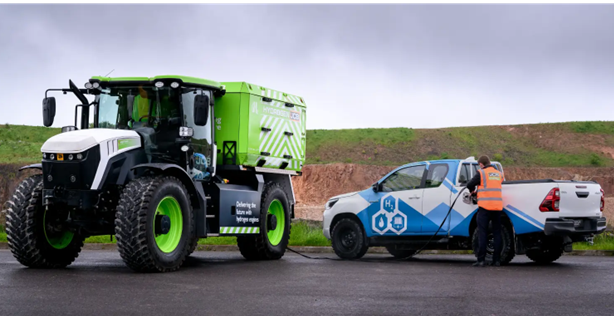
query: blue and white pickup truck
[{"left": 322, "top": 157, "right": 607, "bottom": 264}]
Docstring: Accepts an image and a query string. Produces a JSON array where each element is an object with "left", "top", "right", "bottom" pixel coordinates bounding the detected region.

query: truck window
[
  {"left": 471, "top": 163, "right": 479, "bottom": 176},
  {"left": 381, "top": 165, "right": 426, "bottom": 192},
  {"left": 458, "top": 163, "right": 471, "bottom": 185},
  {"left": 425, "top": 164, "right": 449, "bottom": 188}
]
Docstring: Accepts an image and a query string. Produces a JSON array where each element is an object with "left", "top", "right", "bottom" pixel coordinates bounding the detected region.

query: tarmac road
[{"left": 0, "top": 249, "right": 613, "bottom": 316}]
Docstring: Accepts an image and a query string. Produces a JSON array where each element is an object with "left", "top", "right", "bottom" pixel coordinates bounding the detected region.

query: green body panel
[{"left": 215, "top": 82, "right": 307, "bottom": 172}]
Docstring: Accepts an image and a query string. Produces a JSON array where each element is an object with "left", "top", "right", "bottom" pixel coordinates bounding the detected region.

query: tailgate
[{"left": 558, "top": 182, "right": 602, "bottom": 218}]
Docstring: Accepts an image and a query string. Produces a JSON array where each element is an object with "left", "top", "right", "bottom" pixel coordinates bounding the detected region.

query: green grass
[
  {"left": 306, "top": 121, "right": 614, "bottom": 167},
  {"left": 2, "top": 121, "right": 614, "bottom": 167},
  {"left": 568, "top": 121, "right": 614, "bottom": 134},
  {"left": 570, "top": 233, "right": 614, "bottom": 251},
  {"left": 0, "top": 124, "right": 60, "bottom": 164}
]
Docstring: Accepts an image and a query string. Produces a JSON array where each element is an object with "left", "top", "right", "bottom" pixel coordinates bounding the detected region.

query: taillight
[
  {"left": 540, "top": 188, "right": 560, "bottom": 212},
  {"left": 600, "top": 189, "right": 605, "bottom": 212}
]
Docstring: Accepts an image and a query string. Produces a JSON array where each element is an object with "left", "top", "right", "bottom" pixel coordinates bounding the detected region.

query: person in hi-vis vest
[{"left": 466, "top": 155, "right": 504, "bottom": 267}]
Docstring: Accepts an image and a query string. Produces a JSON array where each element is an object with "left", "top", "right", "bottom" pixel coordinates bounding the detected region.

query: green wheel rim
[
  {"left": 266, "top": 199, "right": 285, "bottom": 246},
  {"left": 153, "top": 196, "right": 183, "bottom": 253},
  {"left": 43, "top": 210, "right": 74, "bottom": 250}
]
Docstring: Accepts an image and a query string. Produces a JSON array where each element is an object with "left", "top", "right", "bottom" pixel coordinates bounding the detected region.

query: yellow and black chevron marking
[{"left": 220, "top": 227, "right": 260, "bottom": 234}]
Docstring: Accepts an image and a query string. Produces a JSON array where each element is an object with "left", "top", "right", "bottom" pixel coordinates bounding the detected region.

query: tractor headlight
[
  {"left": 85, "top": 82, "right": 93, "bottom": 89},
  {"left": 92, "top": 82, "right": 100, "bottom": 89},
  {"left": 43, "top": 153, "right": 47, "bottom": 159},
  {"left": 170, "top": 82, "right": 180, "bottom": 89},
  {"left": 155, "top": 81, "right": 164, "bottom": 88},
  {"left": 77, "top": 153, "right": 83, "bottom": 160},
  {"left": 179, "top": 126, "right": 194, "bottom": 137},
  {"left": 50, "top": 154, "right": 55, "bottom": 160},
  {"left": 68, "top": 154, "right": 74, "bottom": 160}
]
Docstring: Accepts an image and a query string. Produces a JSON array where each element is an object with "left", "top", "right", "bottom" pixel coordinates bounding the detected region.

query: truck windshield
[{"left": 97, "top": 86, "right": 181, "bottom": 129}]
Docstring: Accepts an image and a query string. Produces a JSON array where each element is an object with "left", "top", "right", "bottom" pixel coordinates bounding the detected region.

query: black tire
[
  {"left": 526, "top": 239, "right": 564, "bottom": 264},
  {"left": 472, "top": 222, "right": 515, "bottom": 265},
  {"left": 187, "top": 236, "right": 199, "bottom": 256},
  {"left": 237, "top": 182, "right": 291, "bottom": 261},
  {"left": 115, "top": 175, "right": 195, "bottom": 272},
  {"left": 5, "top": 175, "right": 84, "bottom": 268},
  {"left": 331, "top": 218, "right": 368, "bottom": 260},
  {"left": 385, "top": 245, "right": 417, "bottom": 259}
]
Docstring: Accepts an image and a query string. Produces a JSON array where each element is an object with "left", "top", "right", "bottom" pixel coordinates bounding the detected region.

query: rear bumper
[{"left": 544, "top": 217, "right": 607, "bottom": 237}]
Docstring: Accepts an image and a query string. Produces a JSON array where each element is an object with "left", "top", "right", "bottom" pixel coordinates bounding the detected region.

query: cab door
[
  {"left": 369, "top": 164, "right": 427, "bottom": 235},
  {"left": 421, "top": 163, "right": 454, "bottom": 233}
]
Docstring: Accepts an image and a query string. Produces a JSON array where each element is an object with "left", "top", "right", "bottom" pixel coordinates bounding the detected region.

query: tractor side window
[
  {"left": 425, "top": 164, "right": 449, "bottom": 188},
  {"left": 381, "top": 165, "right": 426, "bottom": 192}
]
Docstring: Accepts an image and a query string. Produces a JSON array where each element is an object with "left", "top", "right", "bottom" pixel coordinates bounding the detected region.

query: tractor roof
[
  {"left": 89, "top": 75, "right": 224, "bottom": 91},
  {"left": 88, "top": 76, "right": 306, "bottom": 106}
]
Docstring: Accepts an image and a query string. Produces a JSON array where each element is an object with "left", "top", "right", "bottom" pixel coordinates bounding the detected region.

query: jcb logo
[
  {"left": 290, "top": 111, "right": 300, "bottom": 122},
  {"left": 488, "top": 173, "right": 501, "bottom": 180}
]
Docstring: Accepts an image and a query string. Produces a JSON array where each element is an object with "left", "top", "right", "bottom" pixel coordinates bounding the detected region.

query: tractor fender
[
  {"left": 131, "top": 163, "right": 207, "bottom": 236},
  {"left": 19, "top": 164, "right": 42, "bottom": 172}
]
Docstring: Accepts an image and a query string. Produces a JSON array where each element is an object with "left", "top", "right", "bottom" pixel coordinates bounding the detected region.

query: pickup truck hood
[{"left": 329, "top": 191, "right": 359, "bottom": 201}]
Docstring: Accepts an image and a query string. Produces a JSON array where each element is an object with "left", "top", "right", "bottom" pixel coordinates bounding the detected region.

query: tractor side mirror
[
  {"left": 194, "top": 94, "right": 210, "bottom": 126},
  {"left": 43, "top": 97, "right": 56, "bottom": 127}
]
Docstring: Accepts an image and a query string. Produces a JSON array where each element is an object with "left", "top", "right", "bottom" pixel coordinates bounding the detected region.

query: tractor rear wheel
[
  {"left": 115, "top": 175, "right": 194, "bottom": 272},
  {"left": 237, "top": 182, "right": 291, "bottom": 260},
  {"left": 5, "top": 174, "right": 84, "bottom": 268}
]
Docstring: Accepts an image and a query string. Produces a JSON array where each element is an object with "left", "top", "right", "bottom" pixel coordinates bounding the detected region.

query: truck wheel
[
  {"left": 237, "top": 182, "right": 291, "bottom": 260},
  {"left": 115, "top": 176, "right": 195, "bottom": 272},
  {"left": 5, "top": 175, "right": 84, "bottom": 268},
  {"left": 331, "top": 218, "right": 368, "bottom": 260},
  {"left": 526, "top": 240, "right": 564, "bottom": 264},
  {"left": 472, "top": 222, "right": 515, "bottom": 265},
  {"left": 187, "top": 236, "right": 199, "bottom": 256},
  {"left": 385, "top": 245, "right": 417, "bottom": 259}
]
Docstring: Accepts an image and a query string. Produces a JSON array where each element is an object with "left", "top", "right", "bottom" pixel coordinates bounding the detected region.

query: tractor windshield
[{"left": 97, "top": 85, "right": 181, "bottom": 130}]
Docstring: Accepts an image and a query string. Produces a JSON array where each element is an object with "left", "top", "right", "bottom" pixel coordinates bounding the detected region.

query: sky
[{"left": 0, "top": 4, "right": 613, "bottom": 130}]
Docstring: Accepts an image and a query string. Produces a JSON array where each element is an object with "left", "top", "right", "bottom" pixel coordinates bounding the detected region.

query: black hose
[{"left": 288, "top": 186, "right": 469, "bottom": 261}]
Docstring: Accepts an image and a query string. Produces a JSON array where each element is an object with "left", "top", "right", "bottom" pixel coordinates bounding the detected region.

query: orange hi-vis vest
[{"left": 477, "top": 166, "right": 504, "bottom": 211}]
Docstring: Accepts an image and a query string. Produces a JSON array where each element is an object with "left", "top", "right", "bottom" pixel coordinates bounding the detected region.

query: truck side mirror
[
  {"left": 194, "top": 94, "right": 210, "bottom": 126},
  {"left": 372, "top": 182, "right": 380, "bottom": 192},
  {"left": 43, "top": 97, "right": 56, "bottom": 127}
]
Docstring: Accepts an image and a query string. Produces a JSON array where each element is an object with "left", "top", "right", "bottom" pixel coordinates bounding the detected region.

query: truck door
[
  {"left": 421, "top": 163, "right": 454, "bottom": 233},
  {"left": 371, "top": 164, "right": 426, "bottom": 235},
  {"left": 447, "top": 163, "right": 480, "bottom": 237}
]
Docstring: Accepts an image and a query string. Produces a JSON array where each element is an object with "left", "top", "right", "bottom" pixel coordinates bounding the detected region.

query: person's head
[
  {"left": 478, "top": 155, "right": 490, "bottom": 168},
  {"left": 138, "top": 86, "right": 148, "bottom": 98}
]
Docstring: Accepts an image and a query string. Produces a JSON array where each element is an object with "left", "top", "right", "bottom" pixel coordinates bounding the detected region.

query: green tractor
[{"left": 4, "top": 75, "right": 307, "bottom": 272}]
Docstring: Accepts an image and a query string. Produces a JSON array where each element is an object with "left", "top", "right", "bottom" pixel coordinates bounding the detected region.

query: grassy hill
[{"left": 1, "top": 121, "right": 613, "bottom": 167}]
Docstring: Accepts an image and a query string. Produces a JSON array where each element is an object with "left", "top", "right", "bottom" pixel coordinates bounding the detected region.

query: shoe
[
  {"left": 493, "top": 261, "right": 501, "bottom": 267},
  {"left": 472, "top": 261, "right": 485, "bottom": 267}
]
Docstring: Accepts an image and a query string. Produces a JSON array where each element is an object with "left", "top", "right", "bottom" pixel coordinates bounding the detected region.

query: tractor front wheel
[
  {"left": 5, "top": 175, "right": 84, "bottom": 268},
  {"left": 115, "top": 175, "right": 194, "bottom": 272}
]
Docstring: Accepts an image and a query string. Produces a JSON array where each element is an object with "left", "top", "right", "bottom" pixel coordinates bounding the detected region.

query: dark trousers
[{"left": 477, "top": 207, "right": 502, "bottom": 262}]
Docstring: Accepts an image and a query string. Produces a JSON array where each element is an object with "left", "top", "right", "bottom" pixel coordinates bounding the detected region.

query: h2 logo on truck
[{"left": 372, "top": 194, "right": 408, "bottom": 235}]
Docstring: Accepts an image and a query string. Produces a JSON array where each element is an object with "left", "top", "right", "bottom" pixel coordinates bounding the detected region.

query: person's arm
[{"left": 466, "top": 172, "right": 481, "bottom": 193}]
